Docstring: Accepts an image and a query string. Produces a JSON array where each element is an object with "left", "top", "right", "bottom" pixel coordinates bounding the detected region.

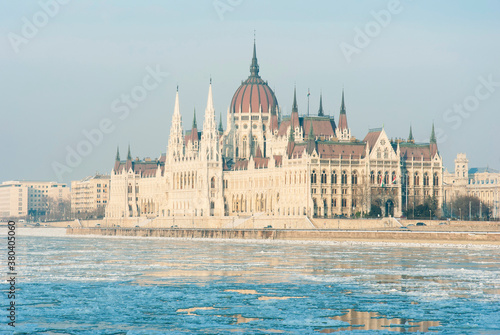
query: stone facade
[
  {"left": 71, "top": 174, "right": 110, "bottom": 217},
  {"left": 443, "top": 153, "right": 500, "bottom": 219},
  {"left": 106, "top": 43, "right": 443, "bottom": 220}
]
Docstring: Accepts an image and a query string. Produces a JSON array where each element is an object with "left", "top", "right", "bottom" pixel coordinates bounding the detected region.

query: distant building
[
  {"left": 0, "top": 181, "right": 69, "bottom": 219},
  {"left": 105, "top": 41, "right": 443, "bottom": 220},
  {"left": 71, "top": 174, "right": 110, "bottom": 218},
  {"left": 443, "top": 153, "right": 500, "bottom": 219}
]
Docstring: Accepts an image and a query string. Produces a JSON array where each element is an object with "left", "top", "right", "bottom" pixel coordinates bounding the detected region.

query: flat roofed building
[
  {"left": 71, "top": 174, "right": 110, "bottom": 218},
  {"left": 0, "top": 180, "right": 69, "bottom": 219}
]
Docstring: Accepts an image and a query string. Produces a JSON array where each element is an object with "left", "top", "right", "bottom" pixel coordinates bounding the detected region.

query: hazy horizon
[{"left": 1, "top": 0, "right": 499, "bottom": 184}]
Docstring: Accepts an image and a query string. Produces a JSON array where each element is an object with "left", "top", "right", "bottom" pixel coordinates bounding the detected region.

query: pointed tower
[
  {"left": 318, "top": 92, "right": 324, "bottom": 117},
  {"left": 125, "top": 144, "right": 132, "bottom": 171},
  {"left": 200, "top": 80, "right": 223, "bottom": 217},
  {"left": 114, "top": 146, "right": 121, "bottom": 171},
  {"left": 186, "top": 108, "right": 199, "bottom": 157},
  {"left": 430, "top": 122, "right": 438, "bottom": 157},
  {"left": 218, "top": 112, "right": 224, "bottom": 133},
  {"left": 287, "top": 97, "right": 296, "bottom": 158},
  {"left": 200, "top": 82, "right": 219, "bottom": 162},
  {"left": 250, "top": 38, "right": 260, "bottom": 78},
  {"left": 336, "top": 89, "right": 351, "bottom": 141},
  {"left": 290, "top": 86, "right": 300, "bottom": 137},
  {"left": 192, "top": 108, "right": 197, "bottom": 129},
  {"left": 167, "top": 88, "right": 184, "bottom": 162},
  {"left": 408, "top": 125, "right": 414, "bottom": 142}
]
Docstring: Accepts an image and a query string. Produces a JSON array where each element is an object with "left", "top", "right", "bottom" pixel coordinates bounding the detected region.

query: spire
[
  {"left": 174, "top": 89, "right": 180, "bottom": 116},
  {"left": 430, "top": 122, "right": 436, "bottom": 144},
  {"left": 249, "top": 38, "right": 260, "bottom": 77},
  {"left": 167, "top": 88, "right": 184, "bottom": 162},
  {"left": 127, "top": 144, "right": 131, "bottom": 160},
  {"left": 218, "top": 112, "right": 224, "bottom": 132},
  {"left": 192, "top": 108, "right": 197, "bottom": 129},
  {"left": 206, "top": 81, "right": 214, "bottom": 113},
  {"left": 337, "top": 89, "right": 348, "bottom": 131},
  {"left": 408, "top": 125, "right": 414, "bottom": 142},
  {"left": 318, "top": 92, "right": 324, "bottom": 116},
  {"left": 340, "top": 88, "right": 346, "bottom": 115},
  {"left": 115, "top": 146, "right": 120, "bottom": 161},
  {"left": 292, "top": 85, "right": 298, "bottom": 114}
]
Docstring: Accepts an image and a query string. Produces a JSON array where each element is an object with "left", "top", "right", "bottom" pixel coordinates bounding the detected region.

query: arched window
[
  {"left": 384, "top": 171, "right": 389, "bottom": 185},
  {"left": 423, "top": 172, "right": 429, "bottom": 186},
  {"left": 377, "top": 149, "right": 381, "bottom": 159},
  {"left": 242, "top": 136, "right": 247, "bottom": 157},
  {"left": 384, "top": 148, "right": 388, "bottom": 159},
  {"left": 331, "top": 171, "right": 337, "bottom": 184},
  {"left": 311, "top": 170, "right": 317, "bottom": 184},
  {"left": 414, "top": 172, "right": 419, "bottom": 186},
  {"left": 351, "top": 171, "right": 358, "bottom": 185},
  {"left": 321, "top": 170, "right": 327, "bottom": 184},
  {"left": 433, "top": 172, "right": 439, "bottom": 186},
  {"left": 341, "top": 170, "right": 348, "bottom": 184},
  {"left": 391, "top": 171, "right": 396, "bottom": 185},
  {"left": 370, "top": 171, "right": 375, "bottom": 184},
  {"left": 211, "top": 177, "right": 216, "bottom": 189},
  {"left": 377, "top": 171, "right": 382, "bottom": 185}
]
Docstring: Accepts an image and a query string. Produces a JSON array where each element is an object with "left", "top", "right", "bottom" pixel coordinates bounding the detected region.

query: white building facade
[{"left": 106, "top": 43, "right": 443, "bottom": 220}]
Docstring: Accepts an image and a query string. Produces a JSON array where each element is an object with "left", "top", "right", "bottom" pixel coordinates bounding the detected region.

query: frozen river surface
[{"left": 2, "top": 234, "right": 500, "bottom": 334}]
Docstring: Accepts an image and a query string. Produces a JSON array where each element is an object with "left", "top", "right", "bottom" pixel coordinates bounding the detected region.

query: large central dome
[{"left": 230, "top": 42, "right": 278, "bottom": 114}]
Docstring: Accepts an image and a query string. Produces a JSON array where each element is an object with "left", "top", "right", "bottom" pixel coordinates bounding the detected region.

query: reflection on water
[
  {"left": 319, "top": 309, "right": 441, "bottom": 333},
  {"left": 176, "top": 306, "right": 216, "bottom": 315},
  {"left": 8, "top": 236, "right": 500, "bottom": 334}
]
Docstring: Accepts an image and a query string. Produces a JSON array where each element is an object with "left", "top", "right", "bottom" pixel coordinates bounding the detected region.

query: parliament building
[{"left": 105, "top": 42, "right": 443, "bottom": 220}]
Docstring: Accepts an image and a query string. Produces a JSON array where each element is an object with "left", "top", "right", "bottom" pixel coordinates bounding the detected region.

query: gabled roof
[{"left": 363, "top": 128, "right": 382, "bottom": 150}]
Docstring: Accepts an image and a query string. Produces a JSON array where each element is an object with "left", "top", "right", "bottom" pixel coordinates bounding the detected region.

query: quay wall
[{"left": 67, "top": 227, "right": 500, "bottom": 244}]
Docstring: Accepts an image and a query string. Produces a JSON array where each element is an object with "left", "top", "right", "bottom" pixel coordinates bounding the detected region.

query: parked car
[
  {"left": 416, "top": 222, "right": 426, "bottom": 226},
  {"left": 400, "top": 226, "right": 408, "bottom": 229},
  {"left": 171, "top": 225, "right": 178, "bottom": 229},
  {"left": 264, "top": 225, "right": 273, "bottom": 229},
  {"left": 439, "top": 222, "right": 448, "bottom": 225}
]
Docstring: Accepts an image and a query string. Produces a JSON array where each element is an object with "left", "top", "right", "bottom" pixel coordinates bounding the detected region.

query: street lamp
[
  {"left": 459, "top": 208, "right": 462, "bottom": 221},
  {"left": 429, "top": 209, "right": 432, "bottom": 223}
]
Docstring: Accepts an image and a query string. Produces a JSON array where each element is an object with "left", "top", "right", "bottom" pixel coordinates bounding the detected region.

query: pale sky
[{"left": 1, "top": 0, "right": 499, "bottom": 184}]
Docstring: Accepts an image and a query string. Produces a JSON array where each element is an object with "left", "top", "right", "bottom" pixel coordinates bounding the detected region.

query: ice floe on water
[{"left": 0, "top": 235, "right": 498, "bottom": 334}]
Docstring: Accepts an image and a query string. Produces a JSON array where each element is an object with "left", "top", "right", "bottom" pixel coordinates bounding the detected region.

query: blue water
[{"left": 2, "top": 234, "right": 500, "bottom": 334}]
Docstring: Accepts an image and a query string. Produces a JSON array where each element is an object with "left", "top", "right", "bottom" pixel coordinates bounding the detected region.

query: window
[
  {"left": 414, "top": 172, "right": 419, "bottom": 186},
  {"left": 351, "top": 171, "right": 358, "bottom": 185},
  {"left": 341, "top": 170, "right": 348, "bottom": 184},
  {"left": 423, "top": 172, "right": 429, "bottom": 186},
  {"left": 331, "top": 171, "right": 337, "bottom": 184},
  {"left": 211, "top": 177, "right": 216, "bottom": 189},
  {"left": 370, "top": 171, "right": 375, "bottom": 184},
  {"left": 242, "top": 136, "right": 247, "bottom": 157},
  {"left": 384, "top": 172, "right": 389, "bottom": 185},
  {"left": 311, "top": 170, "right": 317, "bottom": 184},
  {"left": 321, "top": 170, "right": 327, "bottom": 184},
  {"left": 433, "top": 172, "right": 439, "bottom": 186}
]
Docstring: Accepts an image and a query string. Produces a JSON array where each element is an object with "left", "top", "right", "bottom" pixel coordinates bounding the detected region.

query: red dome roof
[{"left": 230, "top": 42, "right": 278, "bottom": 114}]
